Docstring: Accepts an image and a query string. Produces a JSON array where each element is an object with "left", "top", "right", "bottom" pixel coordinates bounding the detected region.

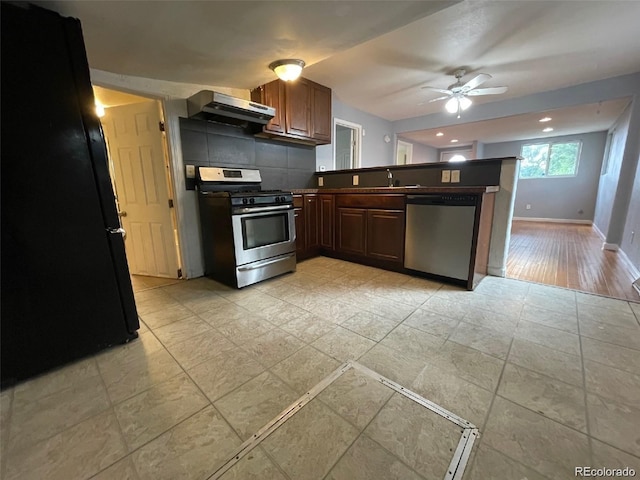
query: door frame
[
  {"left": 94, "top": 84, "right": 184, "bottom": 278},
  {"left": 333, "top": 117, "right": 362, "bottom": 170},
  {"left": 396, "top": 139, "right": 413, "bottom": 165}
]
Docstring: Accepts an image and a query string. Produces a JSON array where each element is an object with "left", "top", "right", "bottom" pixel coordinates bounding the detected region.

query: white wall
[
  {"left": 620, "top": 146, "right": 640, "bottom": 270},
  {"left": 484, "top": 132, "right": 607, "bottom": 221},
  {"left": 598, "top": 96, "right": 640, "bottom": 250},
  {"left": 317, "top": 93, "right": 395, "bottom": 171},
  {"left": 397, "top": 137, "right": 438, "bottom": 163},
  {"left": 594, "top": 105, "right": 631, "bottom": 235}
]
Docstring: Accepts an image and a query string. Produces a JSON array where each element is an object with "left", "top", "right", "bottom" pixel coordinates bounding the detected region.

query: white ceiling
[
  {"left": 40, "top": 0, "right": 640, "bottom": 146},
  {"left": 400, "top": 98, "right": 632, "bottom": 149}
]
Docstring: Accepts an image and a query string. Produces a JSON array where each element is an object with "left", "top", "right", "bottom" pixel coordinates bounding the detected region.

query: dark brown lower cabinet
[
  {"left": 305, "top": 194, "right": 319, "bottom": 251},
  {"left": 366, "top": 209, "right": 404, "bottom": 262},
  {"left": 294, "top": 194, "right": 319, "bottom": 260},
  {"left": 336, "top": 208, "right": 367, "bottom": 256},
  {"left": 294, "top": 206, "right": 305, "bottom": 257},
  {"left": 319, "top": 194, "right": 334, "bottom": 250}
]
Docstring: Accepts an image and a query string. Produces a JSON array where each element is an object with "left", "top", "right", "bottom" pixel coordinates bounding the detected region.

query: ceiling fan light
[
  {"left": 445, "top": 97, "right": 459, "bottom": 113},
  {"left": 269, "top": 59, "right": 305, "bottom": 81},
  {"left": 459, "top": 96, "right": 472, "bottom": 110}
]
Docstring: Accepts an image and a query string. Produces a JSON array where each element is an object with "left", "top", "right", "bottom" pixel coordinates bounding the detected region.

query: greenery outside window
[{"left": 519, "top": 141, "right": 581, "bottom": 178}]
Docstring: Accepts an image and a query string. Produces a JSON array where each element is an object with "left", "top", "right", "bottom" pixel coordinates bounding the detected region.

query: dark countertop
[
  {"left": 311, "top": 157, "right": 519, "bottom": 176},
  {"left": 291, "top": 186, "right": 499, "bottom": 194}
]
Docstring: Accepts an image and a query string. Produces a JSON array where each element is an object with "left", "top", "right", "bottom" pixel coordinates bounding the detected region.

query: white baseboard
[
  {"left": 602, "top": 242, "right": 619, "bottom": 251},
  {"left": 592, "top": 223, "right": 606, "bottom": 240},
  {"left": 512, "top": 217, "right": 592, "bottom": 225},
  {"left": 618, "top": 248, "right": 640, "bottom": 279}
]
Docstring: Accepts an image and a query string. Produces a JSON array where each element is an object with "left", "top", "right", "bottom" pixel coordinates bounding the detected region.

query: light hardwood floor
[{"left": 507, "top": 221, "right": 640, "bottom": 302}]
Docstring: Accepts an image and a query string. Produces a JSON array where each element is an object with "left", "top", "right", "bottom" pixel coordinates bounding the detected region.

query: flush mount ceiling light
[
  {"left": 543, "top": 127, "right": 554, "bottom": 132},
  {"left": 451, "top": 139, "right": 459, "bottom": 143},
  {"left": 539, "top": 117, "right": 552, "bottom": 122},
  {"left": 269, "top": 59, "right": 305, "bottom": 82},
  {"left": 436, "top": 132, "right": 444, "bottom": 137}
]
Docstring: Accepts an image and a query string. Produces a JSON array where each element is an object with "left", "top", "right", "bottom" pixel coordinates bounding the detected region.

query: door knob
[{"left": 118, "top": 211, "right": 127, "bottom": 217}]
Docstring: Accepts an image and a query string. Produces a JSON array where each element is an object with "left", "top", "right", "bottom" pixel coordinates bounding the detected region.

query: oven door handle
[
  {"left": 237, "top": 253, "right": 296, "bottom": 271},
  {"left": 232, "top": 204, "right": 293, "bottom": 215}
]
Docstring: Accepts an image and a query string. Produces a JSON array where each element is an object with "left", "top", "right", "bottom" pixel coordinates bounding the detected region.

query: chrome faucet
[{"left": 387, "top": 169, "right": 393, "bottom": 187}]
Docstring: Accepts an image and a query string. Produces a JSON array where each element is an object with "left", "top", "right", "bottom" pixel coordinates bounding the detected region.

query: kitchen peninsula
[{"left": 290, "top": 157, "right": 520, "bottom": 290}]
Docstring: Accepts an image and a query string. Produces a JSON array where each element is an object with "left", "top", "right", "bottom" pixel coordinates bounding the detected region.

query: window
[
  {"left": 519, "top": 141, "right": 581, "bottom": 178},
  {"left": 440, "top": 149, "right": 472, "bottom": 163}
]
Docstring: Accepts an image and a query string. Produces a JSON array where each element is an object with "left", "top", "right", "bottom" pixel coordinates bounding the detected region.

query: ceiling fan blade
[
  {"left": 460, "top": 73, "right": 492, "bottom": 92},
  {"left": 421, "top": 87, "right": 453, "bottom": 95},
  {"left": 417, "top": 95, "right": 450, "bottom": 106},
  {"left": 428, "top": 96, "right": 451, "bottom": 103},
  {"left": 466, "top": 86, "right": 508, "bottom": 96}
]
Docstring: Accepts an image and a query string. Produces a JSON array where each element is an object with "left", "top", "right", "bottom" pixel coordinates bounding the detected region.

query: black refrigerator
[{"left": 1, "top": 2, "right": 139, "bottom": 388}]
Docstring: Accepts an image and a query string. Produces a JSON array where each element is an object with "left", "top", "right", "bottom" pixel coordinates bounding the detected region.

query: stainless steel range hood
[{"left": 186, "top": 90, "right": 275, "bottom": 126}]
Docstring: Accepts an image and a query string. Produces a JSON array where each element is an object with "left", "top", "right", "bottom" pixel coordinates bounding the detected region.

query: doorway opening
[
  {"left": 94, "top": 85, "right": 183, "bottom": 279},
  {"left": 333, "top": 118, "right": 362, "bottom": 170},
  {"left": 396, "top": 139, "right": 413, "bottom": 165}
]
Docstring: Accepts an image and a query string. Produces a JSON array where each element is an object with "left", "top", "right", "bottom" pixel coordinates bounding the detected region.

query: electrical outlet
[
  {"left": 526, "top": 204, "right": 531, "bottom": 210},
  {"left": 353, "top": 174, "right": 359, "bottom": 186},
  {"left": 318, "top": 176, "right": 324, "bottom": 187},
  {"left": 441, "top": 170, "right": 451, "bottom": 183},
  {"left": 319, "top": 165, "right": 326, "bottom": 172},
  {"left": 451, "top": 170, "right": 460, "bottom": 183},
  {"left": 185, "top": 164, "right": 196, "bottom": 179}
]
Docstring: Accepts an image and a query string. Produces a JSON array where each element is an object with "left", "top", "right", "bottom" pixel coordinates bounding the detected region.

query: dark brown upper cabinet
[{"left": 251, "top": 77, "right": 332, "bottom": 145}]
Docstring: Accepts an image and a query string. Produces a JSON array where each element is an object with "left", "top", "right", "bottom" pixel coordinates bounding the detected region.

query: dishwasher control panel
[{"left": 406, "top": 194, "right": 478, "bottom": 206}]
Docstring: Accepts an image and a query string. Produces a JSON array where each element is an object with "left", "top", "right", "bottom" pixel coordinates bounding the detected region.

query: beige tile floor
[{"left": 2, "top": 257, "right": 640, "bottom": 479}]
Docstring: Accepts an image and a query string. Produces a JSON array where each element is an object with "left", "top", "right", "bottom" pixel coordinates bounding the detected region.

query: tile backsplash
[{"left": 179, "top": 117, "right": 316, "bottom": 190}]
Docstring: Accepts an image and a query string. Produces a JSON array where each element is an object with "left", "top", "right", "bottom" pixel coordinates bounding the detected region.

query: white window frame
[{"left": 519, "top": 140, "right": 582, "bottom": 179}]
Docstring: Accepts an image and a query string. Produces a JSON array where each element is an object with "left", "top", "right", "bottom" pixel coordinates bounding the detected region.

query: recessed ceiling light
[
  {"left": 451, "top": 139, "right": 459, "bottom": 143},
  {"left": 436, "top": 132, "right": 444, "bottom": 137},
  {"left": 543, "top": 127, "right": 554, "bottom": 132},
  {"left": 539, "top": 117, "right": 552, "bottom": 122}
]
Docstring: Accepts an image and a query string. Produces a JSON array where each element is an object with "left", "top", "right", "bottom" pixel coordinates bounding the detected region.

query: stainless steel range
[{"left": 196, "top": 167, "right": 296, "bottom": 288}]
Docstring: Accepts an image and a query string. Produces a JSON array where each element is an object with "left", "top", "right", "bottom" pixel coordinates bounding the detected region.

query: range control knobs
[
  {"left": 249, "top": 198, "right": 255, "bottom": 204},
  {"left": 242, "top": 198, "right": 248, "bottom": 205}
]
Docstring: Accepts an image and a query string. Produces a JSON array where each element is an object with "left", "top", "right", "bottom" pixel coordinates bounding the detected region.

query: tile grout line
[
  {"left": 207, "top": 362, "right": 353, "bottom": 480},
  {"left": 576, "top": 297, "right": 595, "bottom": 468},
  {"left": 467, "top": 284, "right": 561, "bottom": 480},
  {"left": 6, "top": 362, "right": 117, "bottom": 468},
  {"left": 123, "top": 316, "right": 256, "bottom": 478},
  {"left": 319, "top": 392, "right": 425, "bottom": 480},
  {"left": 472, "top": 303, "right": 520, "bottom": 471}
]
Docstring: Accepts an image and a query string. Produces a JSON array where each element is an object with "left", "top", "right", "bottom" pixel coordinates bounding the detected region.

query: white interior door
[
  {"left": 102, "top": 100, "right": 180, "bottom": 278},
  {"left": 333, "top": 118, "right": 362, "bottom": 170},
  {"left": 396, "top": 140, "right": 413, "bottom": 165}
]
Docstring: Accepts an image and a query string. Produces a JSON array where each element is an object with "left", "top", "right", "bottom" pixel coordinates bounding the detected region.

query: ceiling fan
[{"left": 421, "top": 69, "right": 508, "bottom": 118}]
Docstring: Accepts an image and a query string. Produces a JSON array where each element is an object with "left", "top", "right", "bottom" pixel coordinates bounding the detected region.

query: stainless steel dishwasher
[{"left": 404, "top": 194, "right": 477, "bottom": 282}]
